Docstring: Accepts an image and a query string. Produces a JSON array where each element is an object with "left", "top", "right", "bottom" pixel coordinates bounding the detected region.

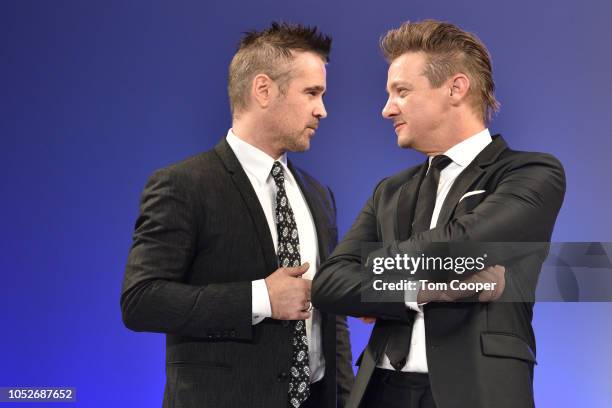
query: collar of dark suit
[
  {"left": 398, "top": 133, "right": 508, "bottom": 187},
  {"left": 214, "top": 137, "right": 332, "bottom": 261},
  {"left": 472, "top": 134, "right": 507, "bottom": 167},
  {"left": 214, "top": 137, "right": 302, "bottom": 179},
  {"left": 420, "top": 133, "right": 507, "bottom": 171},
  {"left": 214, "top": 137, "right": 245, "bottom": 174}
]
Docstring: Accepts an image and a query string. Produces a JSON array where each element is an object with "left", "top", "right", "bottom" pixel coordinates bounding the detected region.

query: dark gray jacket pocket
[{"left": 481, "top": 332, "right": 536, "bottom": 364}]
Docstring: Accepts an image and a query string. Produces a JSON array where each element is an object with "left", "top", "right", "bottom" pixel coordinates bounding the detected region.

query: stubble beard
[{"left": 283, "top": 128, "right": 311, "bottom": 153}]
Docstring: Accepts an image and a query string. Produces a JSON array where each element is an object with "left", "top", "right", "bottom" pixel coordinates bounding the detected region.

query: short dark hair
[
  {"left": 381, "top": 20, "right": 499, "bottom": 123},
  {"left": 228, "top": 22, "right": 332, "bottom": 117}
]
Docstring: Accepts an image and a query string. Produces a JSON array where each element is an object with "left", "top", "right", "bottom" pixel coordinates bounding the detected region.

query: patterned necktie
[
  {"left": 271, "top": 161, "right": 310, "bottom": 408},
  {"left": 386, "top": 155, "right": 452, "bottom": 371}
]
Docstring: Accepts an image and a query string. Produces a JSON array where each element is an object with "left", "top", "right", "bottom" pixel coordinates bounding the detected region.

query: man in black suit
[
  {"left": 121, "top": 23, "right": 353, "bottom": 408},
  {"left": 312, "top": 20, "right": 565, "bottom": 408}
]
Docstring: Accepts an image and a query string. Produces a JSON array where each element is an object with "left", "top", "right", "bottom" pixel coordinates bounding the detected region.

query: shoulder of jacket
[
  {"left": 150, "top": 149, "right": 219, "bottom": 181},
  {"left": 497, "top": 149, "right": 564, "bottom": 171}
]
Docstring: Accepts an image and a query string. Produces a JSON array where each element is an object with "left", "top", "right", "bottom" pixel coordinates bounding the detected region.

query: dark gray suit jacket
[
  {"left": 121, "top": 139, "right": 354, "bottom": 408},
  {"left": 312, "top": 135, "right": 565, "bottom": 408}
]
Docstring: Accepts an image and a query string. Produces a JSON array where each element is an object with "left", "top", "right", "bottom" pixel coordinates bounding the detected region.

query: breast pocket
[{"left": 454, "top": 191, "right": 487, "bottom": 217}]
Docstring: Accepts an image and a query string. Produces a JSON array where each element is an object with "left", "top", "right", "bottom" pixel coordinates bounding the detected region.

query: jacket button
[
  {"left": 282, "top": 321, "right": 290, "bottom": 327},
  {"left": 277, "top": 372, "right": 289, "bottom": 382}
]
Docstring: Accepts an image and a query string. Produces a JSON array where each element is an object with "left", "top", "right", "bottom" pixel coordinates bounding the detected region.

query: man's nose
[
  {"left": 382, "top": 98, "right": 398, "bottom": 119},
  {"left": 314, "top": 100, "right": 327, "bottom": 119}
]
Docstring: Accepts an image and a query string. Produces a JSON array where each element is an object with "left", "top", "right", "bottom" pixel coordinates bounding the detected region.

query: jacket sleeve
[
  {"left": 120, "top": 168, "right": 253, "bottom": 340},
  {"left": 312, "top": 154, "right": 566, "bottom": 318}
]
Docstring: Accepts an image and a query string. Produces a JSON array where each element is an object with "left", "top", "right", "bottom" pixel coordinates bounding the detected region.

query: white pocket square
[{"left": 459, "top": 190, "right": 486, "bottom": 202}]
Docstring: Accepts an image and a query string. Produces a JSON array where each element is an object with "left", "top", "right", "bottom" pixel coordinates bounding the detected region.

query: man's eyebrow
[
  {"left": 304, "top": 85, "right": 326, "bottom": 93},
  {"left": 386, "top": 81, "right": 414, "bottom": 94},
  {"left": 389, "top": 81, "right": 413, "bottom": 90}
]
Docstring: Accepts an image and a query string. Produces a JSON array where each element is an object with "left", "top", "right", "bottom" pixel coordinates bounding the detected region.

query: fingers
[
  {"left": 280, "top": 310, "right": 312, "bottom": 320},
  {"left": 473, "top": 266, "right": 497, "bottom": 282},
  {"left": 304, "top": 279, "right": 312, "bottom": 300},
  {"left": 475, "top": 264, "right": 505, "bottom": 301},
  {"left": 267, "top": 263, "right": 315, "bottom": 320},
  {"left": 295, "top": 311, "right": 311, "bottom": 320},
  {"left": 493, "top": 265, "right": 505, "bottom": 274},
  {"left": 294, "top": 274, "right": 312, "bottom": 300},
  {"left": 490, "top": 265, "right": 506, "bottom": 299},
  {"left": 416, "top": 265, "right": 507, "bottom": 303},
  {"left": 478, "top": 288, "right": 495, "bottom": 302},
  {"left": 284, "top": 262, "right": 310, "bottom": 277},
  {"left": 299, "top": 299, "right": 312, "bottom": 312}
]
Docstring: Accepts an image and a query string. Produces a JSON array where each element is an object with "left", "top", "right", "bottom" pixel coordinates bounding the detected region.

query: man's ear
[
  {"left": 252, "top": 74, "right": 275, "bottom": 109},
  {"left": 448, "top": 73, "right": 470, "bottom": 105}
]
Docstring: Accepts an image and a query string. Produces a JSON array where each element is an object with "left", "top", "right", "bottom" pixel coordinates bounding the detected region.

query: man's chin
[
  {"left": 397, "top": 135, "right": 412, "bottom": 149},
  {"left": 286, "top": 138, "right": 310, "bottom": 153}
]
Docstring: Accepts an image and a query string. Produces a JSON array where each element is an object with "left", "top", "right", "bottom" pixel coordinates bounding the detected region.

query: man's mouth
[{"left": 394, "top": 122, "right": 406, "bottom": 130}]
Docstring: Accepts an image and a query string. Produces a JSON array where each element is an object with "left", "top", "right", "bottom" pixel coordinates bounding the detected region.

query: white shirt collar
[
  {"left": 226, "top": 129, "right": 291, "bottom": 186},
  {"left": 438, "top": 128, "right": 492, "bottom": 168}
]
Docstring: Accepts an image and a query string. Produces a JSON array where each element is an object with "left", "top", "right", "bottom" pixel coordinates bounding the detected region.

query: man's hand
[
  {"left": 472, "top": 265, "right": 506, "bottom": 302},
  {"left": 417, "top": 265, "right": 506, "bottom": 303},
  {"left": 265, "top": 263, "right": 312, "bottom": 320},
  {"left": 358, "top": 317, "right": 376, "bottom": 324}
]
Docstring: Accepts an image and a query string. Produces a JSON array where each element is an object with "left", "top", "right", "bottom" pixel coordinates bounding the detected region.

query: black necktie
[
  {"left": 386, "top": 155, "right": 452, "bottom": 371},
  {"left": 271, "top": 161, "right": 310, "bottom": 408},
  {"left": 412, "top": 155, "right": 453, "bottom": 234}
]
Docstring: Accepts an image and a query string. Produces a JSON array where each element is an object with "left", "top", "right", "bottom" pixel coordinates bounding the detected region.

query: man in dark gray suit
[
  {"left": 313, "top": 20, "right": 565, "bottom": 408},
  {"left": 121, "top": 22, "right": 353, "bottom": 408}
]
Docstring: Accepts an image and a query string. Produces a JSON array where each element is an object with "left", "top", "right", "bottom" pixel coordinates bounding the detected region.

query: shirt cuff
[
  {"left": 404, "top": 301, "right": 420, "bottom": 312},
  {"left": 252, "top": 279, "right": 272, "bottom": 325},
  {"left": 405, "top": 285, "right": 426, "bottom": 311}
]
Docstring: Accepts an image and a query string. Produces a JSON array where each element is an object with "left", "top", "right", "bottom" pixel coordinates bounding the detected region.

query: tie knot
[
  {"left": 430, "top": 155, "right": 452, "bottom": 172},
  {"left": 271, "top": 161, "right": 285, "bottom": 185}
]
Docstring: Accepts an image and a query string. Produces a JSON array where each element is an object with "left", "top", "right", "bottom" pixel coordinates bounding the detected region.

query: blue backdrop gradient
[{"left": 1, "top": 1, "right": 611, "bottom": 406}]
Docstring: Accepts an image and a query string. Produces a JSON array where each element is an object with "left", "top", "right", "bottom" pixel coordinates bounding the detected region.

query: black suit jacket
[
  {"left": 312, "top": 135, "right": 565, "bottom": 408},
  {"left": 121, "top": 139, "right": 354, "bottom": 408}
]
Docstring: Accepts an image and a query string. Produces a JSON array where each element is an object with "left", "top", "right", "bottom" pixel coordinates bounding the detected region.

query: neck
[
  {"left": 424, "top": 114, "right": 486, "bottom": 157},
  {"left": 232, "top": 115, "right": 284, "bottom": 160}
]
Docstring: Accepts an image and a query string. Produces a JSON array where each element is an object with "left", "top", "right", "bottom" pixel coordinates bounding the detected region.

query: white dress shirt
[
  {"left": 226, "top": 129, "right": 325, "bottom": 383},
  {"left": 378, "top": 128, "right": 493, "bottom": 373}
]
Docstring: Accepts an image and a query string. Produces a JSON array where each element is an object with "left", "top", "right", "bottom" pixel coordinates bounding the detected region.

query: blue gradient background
[{"left": 1, "top": 1, "right": 611, "bottom": 406}]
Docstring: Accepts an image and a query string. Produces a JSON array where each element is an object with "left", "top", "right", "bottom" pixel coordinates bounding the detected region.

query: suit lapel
[
  {"left": 435, "top": 163, "right": 484, "bottom": 227},
  {"left": 396, "top": 162, "right": 428, "bottom": 240},
  {"left": 435, "top": 135, "right": 508, "bottom": 226},
  {"left": 288, "top": 160, "right": 330, "bottom": 260},
  {"left": 214, "top": 139, "right": 279, "bottom": 274}
]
